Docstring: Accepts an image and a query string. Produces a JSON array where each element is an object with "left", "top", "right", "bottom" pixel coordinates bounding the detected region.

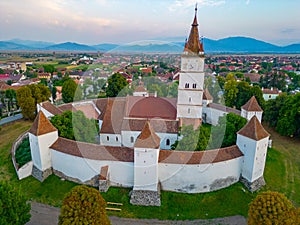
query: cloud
[{"left": 168, "top": 0, "right": 225, "bottom": 12}]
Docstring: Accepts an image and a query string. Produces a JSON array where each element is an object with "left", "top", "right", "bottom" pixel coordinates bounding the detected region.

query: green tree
[
  {"left": 16, "top": 86, "right": 36, "bottom": 120},
  {"left": 62, "top": 79, "right": 82, "bottom": 103},
  {"left": 276, "top": 93, "right": 300, "bottom": 137},
  {"left": 0, "top": 181, "right": 31, "bottom": 225},
  {"left": 248, "top": 191, "right": 295, "bottom": 225},
  {"left": 106, "top": 73, "right": 128, "bottom": 97},
  {"left": 28, "top": 84, "right": 51, "bottom": 106},
  {"left": 214, "top": 113, "right": 247, "bottom": 148},
  {"left": 51, "top": 110, "right": 98, "bottom": 143},
  {"left": 52, "top": 86, "right": 57, "bottom": 102},
  {"left": 59, "top": 185, "right": 111, "bottom": 225},
  {"left": 42, "top": 64, "right": 56, "bottom": 74},
  {"left": 5, "top": 89, "right": 16, "bottom": 112},
  {"left": 224, "top": 74, "right": 238, "bottom": 107}
]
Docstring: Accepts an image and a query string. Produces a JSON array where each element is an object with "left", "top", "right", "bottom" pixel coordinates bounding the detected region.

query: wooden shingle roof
[
  {"left": 241, "top": 96, "right": 263, "bottom": 112},
  {"left": 237, "top": 116, "right": 269, "bottom": 141},
  {"left": 29, "top": 111, "right": 57, "bottom": 136},
  {"left": 134, "top": 121, "right": 160, "bottom": 149}
]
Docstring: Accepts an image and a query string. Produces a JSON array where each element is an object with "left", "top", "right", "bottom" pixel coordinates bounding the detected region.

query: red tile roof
[
  {"left": 203, "top": 88, "right": 213, "bottom": 101},
  {"left": 73, "top": 102, "right": 100, "bottom": 120},
  {"left": 121, "top": 118, "right": 178, "bottom": 133},
  {"left": 100, "top": 98, "right": 126, "bottom": 134},
  {"left": 58, "top": 103, "right": 78, "bottom": 112},
  {"left": 50, "top": 137, "right": 133, "bottom": 162},
  {"left": 207, "top": 103, "right": 241, "bottom": 115},
  {"left": 29, "top": 111, "right": 57, "bottom": 136},
  {"left": 262, "top": 88, "right": 280, "bottom": 94},
  {"left": 100, "top": 165, "right": 109, "bottom": 180},
  {"left": 128, "top": 96, "right": 177, "bottom": 120},
  {"left": 237, "top": 116, "right": 269, "bottom": 141},
  {"left": 241, "top": 96, "right": 263, "bottom": 112},
  {"left": 134, "top": 121, "right": 160, "bottom": 149},
  {"left": 40, "top": 101, "right": 63, "bottom": 115},
  {"left": 159, "top": 145, "right": 243, "bottom": 164}
]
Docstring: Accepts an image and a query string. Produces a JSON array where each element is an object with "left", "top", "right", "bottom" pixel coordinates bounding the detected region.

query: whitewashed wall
[
  {"left": 37, "top": 104, "right": 54, "bottom": 118},
  {"left": 100, "top": 133, "right": 122, "bottom": 147},
  {"left": 17, "top": 161, "right": 33, "bottom": 180},
  {"left": 241, "top": 109, "right": 262, "bottom": 122},
  {"left": 158, "top": 157, "right": 243, "bottom": 193},
  {"left": 122, "top": 131, "right": 177, "bottom": 150},
  {"left": 51, "top": 150, "right": 134, "bottom": 187},
  {"left": 202, "top": 106, "right": 227, "bottom": 125},
  {"left": 237, "top": 135, "right": 268, "bottom": 182},
  {"left": 29, "top": 131, "right": 58, "bottom": 171}
]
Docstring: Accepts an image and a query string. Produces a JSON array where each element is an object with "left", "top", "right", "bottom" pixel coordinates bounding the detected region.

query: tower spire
[{"left": 184, "top": 5, "right": 204, "bottom": 55}]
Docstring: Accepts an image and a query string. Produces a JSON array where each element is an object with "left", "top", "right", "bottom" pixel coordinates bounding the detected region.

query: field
[{"left": 0, "top": 120, "right": 299, "bottom": 219}]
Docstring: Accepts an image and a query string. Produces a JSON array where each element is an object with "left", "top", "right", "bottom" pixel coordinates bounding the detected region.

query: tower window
[
  {"left": 107, "top": 136, "right": 109, "bottom": 141},
  {"left": 116, "top": 136, "right": 118, "bottom": 142},
  {"left": 189, "top": 97, "right": 192, "bottom": 103},
  {"left": 185, "top": 83, "right": 189, "bottom": 88},
  {"left": 130, "top": 136, "right": 134, "bottom": 143},
  {"left": 166, "top": 139, "right": 170, "bottom": 146},
  {"left": 193, "top": 83, "right": 197, "bottom": 88},
  {"left": 188, "top": 108, "right": 191, "bottom": 114}
]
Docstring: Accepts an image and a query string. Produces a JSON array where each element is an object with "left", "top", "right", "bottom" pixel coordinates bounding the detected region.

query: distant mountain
[
  {"left": 7, "top": 39, "right": 55, "bottom": 49},
  {"left": 0, "top": 37, "right": 300, "bottom": 53},
  {"left": 0, "top": 41, "right": 31, "bottom": 50},
  {"left": 44, "top": 42, "right": 96, "bottom": 51},
  {"left": 93, "top": 43, "right": 119, "bottom": 52}
]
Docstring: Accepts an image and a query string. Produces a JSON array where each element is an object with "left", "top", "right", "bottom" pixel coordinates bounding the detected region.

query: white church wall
[
  {"left": 100, "top": 133, "right": 122, "bottom": 147},
  {"left": 158, "top": 157, "right": 243, "bottom": 193},
  {"left": 177, "top": 105, "right": 202, "bottom": 119},
  {"left": 122, "top": 131, "right": 177, "bottom": 150},
  {"left": 252, "top": 137, "right": 268, "bottom": 181},
  {"left": 133, "top": 148, "right": 159, "bottom": 191},
  {"left": 202, "top": 107, "right": 227, "bottom": 125},
  {"left": 237, "top": 135, "right": 258, "bottom": 182},
  {"left": 29, "top": 131, "right": 57, "bottom": 171},
  {"left": 178, "top": 72, "right": 205, "bottom": 90},
  {"left": 177, "top": 90, "right": 203, "bottom": 106},
  {"left": 51, "top": 150, "right": 134, "bottom": 187}
]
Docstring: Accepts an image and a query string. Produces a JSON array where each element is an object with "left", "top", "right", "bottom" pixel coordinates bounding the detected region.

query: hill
[{"left": 44, "top": 42, "right": 96, "bottom": 51}]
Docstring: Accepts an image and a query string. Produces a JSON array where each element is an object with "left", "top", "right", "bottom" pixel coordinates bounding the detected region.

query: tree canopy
[
  {"left": 248, "top": 191, "right": 298, "bottom": 225},
  {"left": 62, "top": 79, "right": 82, "bottom": 103},
  {"left": 50, "top": 110, "right": 98, "bottom": 144},
  {"left": 0, "top": 181, "right": 31, "bottom": 225},
  {"left": 106, "top": 73, "right": 128, "bottom": 97},
  {"left": 59, "top": 185, "right": 111, "bottom": 225},
  {"left": 263, "top": 93, "right": 300, "bottom": 137},
  {"left": 16, "top": 84, "right": 51, "bottom": 120}
]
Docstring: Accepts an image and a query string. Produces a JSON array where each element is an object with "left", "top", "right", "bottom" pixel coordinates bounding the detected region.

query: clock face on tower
[{"left": 181, "top": 57, "right": 204, "bottom": 72}]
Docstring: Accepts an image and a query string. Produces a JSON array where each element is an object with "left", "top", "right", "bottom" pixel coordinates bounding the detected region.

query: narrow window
[
  {"left": 188, "top": 108, "right": 191, "bottom": 114},
  {"left": 193, "top": 83, "right": 197, "bottom": 88},
  {"left": 166, "top": 139, "right": 170, "bottom": 146},
  {"left": 189, "top": 97, "right": 191, "bottom": 103},
  {"left": 130, "top": 136, "right": 134, "bottom": 143},
  {"left": 185, "top": 83, "right": 189, "bottom": 88},
  {"left": 107, "top": 136, "right": 109, "bottom": 141},
  {"left": 116, "top": 136, "right": 118, "bottom": 142}
]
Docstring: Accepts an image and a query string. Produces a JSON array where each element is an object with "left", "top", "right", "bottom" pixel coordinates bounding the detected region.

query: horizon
[{"left": 1, "top": 0, "right": 300, "bottom": 46}]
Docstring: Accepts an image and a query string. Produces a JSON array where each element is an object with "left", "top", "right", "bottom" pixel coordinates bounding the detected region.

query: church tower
[{"left": 177, "top": 5, "right": 205, "bottom": 129}]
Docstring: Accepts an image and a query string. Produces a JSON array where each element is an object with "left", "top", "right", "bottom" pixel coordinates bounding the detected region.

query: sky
[{"left": 0, "top": 0, "right": 299, "bottom": 46}]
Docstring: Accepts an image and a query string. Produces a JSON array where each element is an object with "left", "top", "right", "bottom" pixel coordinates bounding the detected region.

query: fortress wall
[
  {"left": 202, "top": 107, "right": 226, "bottom": 125},
  {"left": 158, "top": 157, "right": 243, "bottom": 193},
  {"left": 51, "top": 149, "right": 134, "bottom": 187}
]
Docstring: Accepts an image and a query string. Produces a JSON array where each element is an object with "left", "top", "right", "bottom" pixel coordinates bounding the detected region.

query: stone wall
[
  {"left": 32, "top": 165, "right": 52, "bottom": 182},
  {"left": 53, "top": 169, "right": 99, "bottom": 187},
  {"left": 240, "top": 176, "right": 266, "bottom": 192},
  {"left": 130, "top": 190, "right": 161, "bottom": 206}
]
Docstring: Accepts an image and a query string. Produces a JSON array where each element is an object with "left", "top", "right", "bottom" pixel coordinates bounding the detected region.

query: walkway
[
  {"left": 27, "top": 202, "right": 247, "bottom": 225},
  {"left": 0, "top": 113, "right": 23, "bottom": 125}
]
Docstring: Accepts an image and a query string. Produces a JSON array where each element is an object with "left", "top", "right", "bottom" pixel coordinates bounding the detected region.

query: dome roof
[{"left": 129, "top": 97, "right": 177, "bottom": 120}]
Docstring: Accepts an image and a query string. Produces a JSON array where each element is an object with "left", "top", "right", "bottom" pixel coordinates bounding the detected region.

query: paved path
[
  {"left": 0, "top": 113, "right": 23, "bottom": 125},
  {"left": 27, "top": 202, "right": 247, "bottom": 225}
]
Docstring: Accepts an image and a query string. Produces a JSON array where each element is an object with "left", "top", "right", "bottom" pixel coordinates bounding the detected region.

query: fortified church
[{"left": 20, "top": 7, "right": 270, "bottom": 206}]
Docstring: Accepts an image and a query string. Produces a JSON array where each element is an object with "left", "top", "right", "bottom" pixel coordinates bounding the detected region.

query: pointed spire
[
  {"left": 29, "top": 111, "right": 57, "bottom": 136},
  {"left": 242, "top": 96, "right": 263, "bottom": 112},
  {"left": 134, "top": 121, "right": 160, "bottom": 149},
  {"left": 184, "top": 5, "right": 204, "bottom": 55},
  {"left": 237, "top": 116, "right": 269, "bottom": 141}
]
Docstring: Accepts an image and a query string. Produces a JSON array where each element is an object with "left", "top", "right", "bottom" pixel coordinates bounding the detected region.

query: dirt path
[{"left": 26, "top": 202, "right": 247, "bottom": 225}]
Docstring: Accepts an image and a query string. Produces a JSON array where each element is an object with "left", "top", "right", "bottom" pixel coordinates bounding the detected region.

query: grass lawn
[{"left": 0, "top": 120, "right": 299, "bottom": 220}]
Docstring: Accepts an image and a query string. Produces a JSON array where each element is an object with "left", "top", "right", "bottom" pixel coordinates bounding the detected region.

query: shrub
[
  {"left": 59, "top": 185, "right": 111, "bottom": 225},
  {"left": 15, "top": 137, "right": 31, "bottom": 167}
]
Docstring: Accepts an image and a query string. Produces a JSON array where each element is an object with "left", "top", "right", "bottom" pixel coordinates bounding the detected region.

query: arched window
[
  {"left": 130, "top": 136, "right": 134, "bottom": 143},
  {"left": 116, "top": 136, "right": 118, "bottom": 142},
  {"left": 166, "top": 139, "right": 170, "bottom": 146},
  {"left": 193, "top": 83, "right": 197, "bottom": 88},
  {"left": 185, "top": 83, "right": 189, "bottom": 88},
  {"left": 107, "top": 136, "right": 109, "bottom": 141},
  {"left": 189, "top": 97, "right": 192, "bottom": 103}
]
